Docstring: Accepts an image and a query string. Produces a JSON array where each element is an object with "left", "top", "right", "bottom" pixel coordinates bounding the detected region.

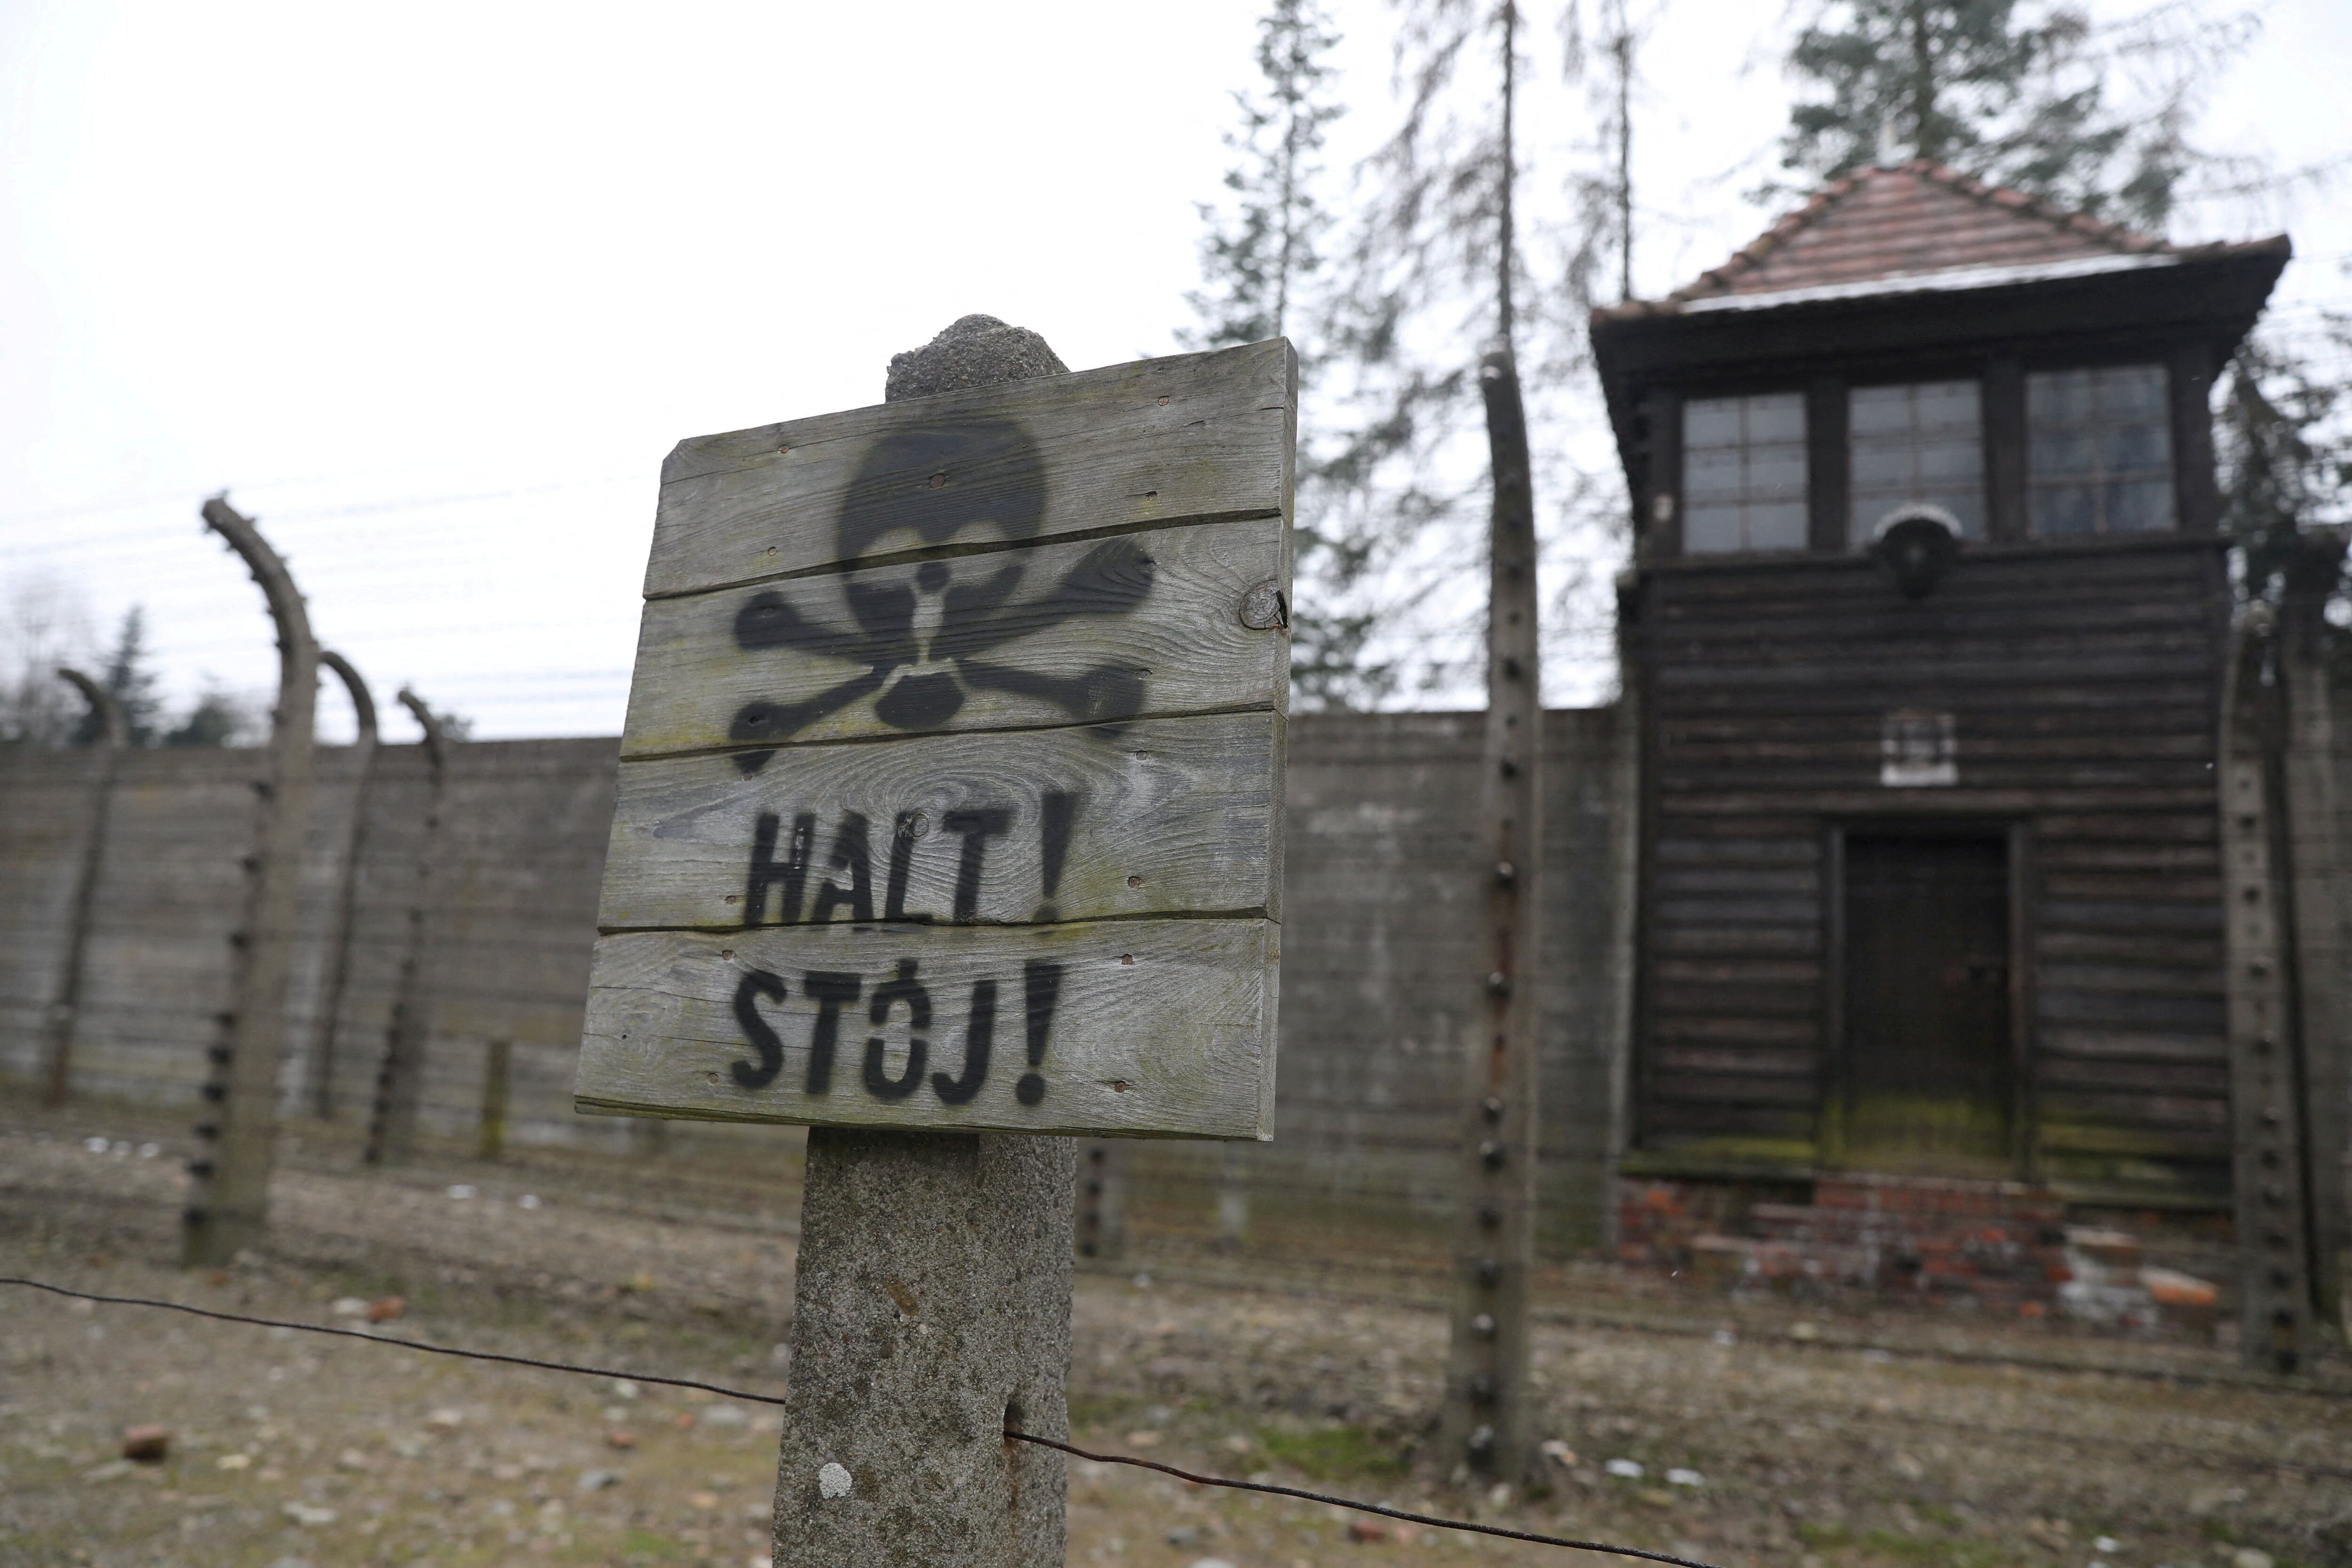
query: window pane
[
  {"left": 1750, "top": 445, "right": 1807, "bottom": 498},
  {"left": 2105, "top": 419, "right": 2169, "bottom": 475},
  {"left": 1851, "top": 384, "right": 1912, "bottom": 432},
  {"left": 1685, "top": 447, "right": 1745, "bottom": 501},
  {"left": 2101, "top": 364, "right": 2167, "bottom": 420},
  {"left": 2033, "top": 369, "right": 2094, "bottom": 426},
  {"left": 2107, "top": 479, "right": 2174, "bottom": 533},
  {"left": 1746, "top": 393, "right": 1806, "bottom": 444},
  {"left": 1680, "top": 393, "right": 1809, "bottom": 555},
  {"left": 1685, "top": 504, "right": 1744, "bottom": 554},
  {"left": 1685, "top": 398, "right": 1742, "bottom": 449},
  {"left": 2026, "top": 363, "right": 2175, "bottom": 536},
  {"left": 1942, "top": 491, "right": 1986, "bottom": 538},
  {"left": 1748, "top": 502, "right": 1808, "bottom": 551},
  {"left": 1915, "top": 380, "right": 1981, "bottom": 432},
  {"left": 2035, "top": 431, "right": 2098, "bottom": 478},
  {"left": 2032, "top": 483, "right": 2098, "bottom": 537},
  {"left": 1851, "top": 441, "right": 1913, "bottom": 489},
  {"left": 1916, "top": 438, "right": 1981, "bottom": 485}
]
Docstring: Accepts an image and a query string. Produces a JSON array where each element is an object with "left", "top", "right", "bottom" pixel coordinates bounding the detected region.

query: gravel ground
[{"left": 3, "top": 1106, "right": 2349, "bottom": 1568}]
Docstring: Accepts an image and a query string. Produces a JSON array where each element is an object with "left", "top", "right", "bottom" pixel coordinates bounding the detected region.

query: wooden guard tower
[{"left": 1591, "top": 163, "right": 2318, "bottom": 1359}]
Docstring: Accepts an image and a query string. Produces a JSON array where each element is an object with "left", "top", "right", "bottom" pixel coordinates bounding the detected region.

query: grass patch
[{"left": 1255, "top": 1424, "right": 1406, "bottom": 1483}]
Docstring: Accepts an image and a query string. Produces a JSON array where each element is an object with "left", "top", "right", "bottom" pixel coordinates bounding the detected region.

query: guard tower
[{"left": 1591, "top": 163, "right": 2307, "bottom": 1342}]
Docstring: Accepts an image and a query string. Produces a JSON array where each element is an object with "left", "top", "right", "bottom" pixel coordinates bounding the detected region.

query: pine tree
[
  {"left": 1777, "top": 0, "right": 2253, "bottom": 230},
  {"left": 1184, "top": 0, "right": 1342, "bottom": 353},
  {"left": 1187, "top": 0, "right": 1397, "bottom": 708},
  {"left": 81, "top": 606, "right": 160, "bottom": 747},
  {"left": 165, "top": 685, "right": 246, "bottom": 748},
  {"left": 2217, "top": 328, "right": 2352, "bottom": 606}
]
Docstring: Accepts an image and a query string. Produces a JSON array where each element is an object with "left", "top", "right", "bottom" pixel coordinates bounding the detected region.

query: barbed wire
[{"left": 0, "top": 1273, "right": 1732, "bottom": 1568}]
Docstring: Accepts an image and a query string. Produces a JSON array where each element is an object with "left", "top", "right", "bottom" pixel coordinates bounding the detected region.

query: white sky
[{"left": 3, "top": 0, "right": 2346, "bottom": 741}]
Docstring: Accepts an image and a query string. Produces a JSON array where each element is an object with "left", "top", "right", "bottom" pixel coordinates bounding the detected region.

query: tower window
[
  {"left": 2028, "top": 365, "right": 2174, "bottom": 536},
  {"left": 1682, "top": 392, "right": 1808, "bottom": 555},
  {"left": 1850, "top": 380, "right": 1985, "bottom": 544}
]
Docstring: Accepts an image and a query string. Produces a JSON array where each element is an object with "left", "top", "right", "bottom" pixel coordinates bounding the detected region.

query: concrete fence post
[
  {"left": 183, "top": 495, "right": 319, "bottom": 1267},
  {"left": 478, "top": 1038, "right": 511, "bottom": 1162},
  {"left": 1080, "top": 1139, "right": 1129, "bottom": 1261},
  {"left": 366, "top": 688, "right": 451, "bottom": 1166},
  {"left": 305, "top": 650, "right": 380, "bottom": 1121},
  {"left": 1439, "top": 349, "right": 1542, "bottom": 1484},
  {"left": 41, "top": 667, "right": 128, "bottom": 1106},
  {"left": 2220, "top": 616, "right": 2316, "bottom": 1371},
  {"left": 2276, "top": 530, "right": 2350, "bottom": 1336},
  {"left": 769, "top": 319, "right": 1077, "bottom": 1568}
]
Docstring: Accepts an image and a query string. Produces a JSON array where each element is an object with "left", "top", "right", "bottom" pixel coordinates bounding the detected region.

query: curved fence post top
[
  {"left": 200, "top": 494, "right": 317, "bottom": 662},
  {"left": 396, "top": 687, "right": 448, "bottom": 772},
  {"left": 319, "top": 650, "right": 379, "bottom": 746},
  {"left": 55, "top": 667, "right": 128, "bottom": 750}
]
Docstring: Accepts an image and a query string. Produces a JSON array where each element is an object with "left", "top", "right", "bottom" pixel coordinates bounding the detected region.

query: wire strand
[
  {"left": 1, "top": 1273, "right": 1731, "bottom": 1568},
  {"left": 1005, "top": 1430, "right": 1728, "bottom": 1568}
]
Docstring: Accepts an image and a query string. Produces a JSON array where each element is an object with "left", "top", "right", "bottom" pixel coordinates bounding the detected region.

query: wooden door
[{"left": 1838, "top": 831, "right": 2013, "bottom": 1174}]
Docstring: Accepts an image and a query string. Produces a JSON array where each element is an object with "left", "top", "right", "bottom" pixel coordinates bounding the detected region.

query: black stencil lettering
[
  {"left": 745, "top": 812, "right": 817, "bottom": 925},
  {"left": 863, "top": 958, "right": 931, "bottom": 1101},
  {"left": 730, "top": 970, "right": 788, "bottom": 1089},
  {"left": 942, "top": 806, "right": 1012, "bottom": 922},
  {"left": 808, "top": 812, "right": 874, "bottom": 924},
  {"left": 931, "top": 979, "right": 996, "bottom": 1105},
  {"left": 1037, "top": 791, "right": 1077, "bottom": 920},
  {"left": 882, "top": 811, "right": 934, "bottom": 923},
  {"left": 802, "top": 972, "right": 863, "bottom": 1094},
  {"left": 1017, "top": 959, "right": 1064, "bottom": 1107}
]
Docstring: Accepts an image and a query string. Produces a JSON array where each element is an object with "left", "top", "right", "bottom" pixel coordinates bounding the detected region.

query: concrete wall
[{"left": 0, "top": 711, "right": 1637, "bottom": 1252}]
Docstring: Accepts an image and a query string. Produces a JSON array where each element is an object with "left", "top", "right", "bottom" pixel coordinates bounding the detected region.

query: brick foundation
[{"left": 1615, "top": 1174, "right": 2218, "bottom": 1330}]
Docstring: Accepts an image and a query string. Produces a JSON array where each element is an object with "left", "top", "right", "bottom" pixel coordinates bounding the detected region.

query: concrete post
[
  {"left": 366, "top": 689, "right": 450, "bottom": 1166},
  {"left": 2276, "top": 530, "right": 2350, "bottom": 1333},
  {"left": 771, "top": 317, "right": 1076, "bottom": 1568},
  {"left": 478, "top": 1038, "right": 511, "bottom": 1162},
  {"left": 41, "top": 667, "right": 127, "bottom": 1106},
  {"left": 305, "top": 650, "right": 380, "bottom": 1120},
  {"left": 1080, "top": 1139, "right": 1129, "bottom": 1261},
  {"left": 183, "top": 496, "right": 319, "bottom": 1267},
  {"left": 1439, "top": 350, "right": 1542, "bottom": 1483},
  {"left": 2219, "top": 617, "right": 2316, "bottom": 1371}
]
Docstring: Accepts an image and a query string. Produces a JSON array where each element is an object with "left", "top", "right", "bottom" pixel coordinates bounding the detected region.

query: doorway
[{"left": 1836, "top": 829, "right": 2015, "bottom": 1174}]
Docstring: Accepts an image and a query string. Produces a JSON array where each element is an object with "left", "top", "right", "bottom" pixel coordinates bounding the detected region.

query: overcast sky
[{"left": 3, "top": 0, "right": 2346, "bottom": 743}]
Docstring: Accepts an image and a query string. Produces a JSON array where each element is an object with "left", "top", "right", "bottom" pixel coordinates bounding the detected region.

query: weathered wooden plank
[
  {"left": 2038, "top": 1058, "right": 2229, "bottom": 1095},
  {"left": 1653, "top": 956, "right": 1823, "bottom": 986},
  {"left": 620, "top": 515, "right": 1288, "bottom": 759},
  {"left": 2037, "top": 962, "right": 2226, "bottom": 997},
  {"left": 2040, "top": 990, "right": 2227, "bottom": 1031},
  {"left": 1653, "top": 1015, "right": 1817, "bottom": 1045},
  {"left": 597, "top": 712, "right": 1283, "bottom": 930},
  {"left": 576, "top": 920, "right": 1277, "bottom": 1139},
  {"left": 1651, "top": 1044, "right": 1817, "bottom": 1077},
  {"left": 2040, "top": 1028, "right": 2228, "bottom": 1063},
  {"left": 648, "top": 341, "right": 1294, "bottom": 598}
]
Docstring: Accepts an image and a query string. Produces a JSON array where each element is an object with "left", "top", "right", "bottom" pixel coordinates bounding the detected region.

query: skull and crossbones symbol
[{"left": 727, "top": 418, "right": 1154, "bottom": 773}]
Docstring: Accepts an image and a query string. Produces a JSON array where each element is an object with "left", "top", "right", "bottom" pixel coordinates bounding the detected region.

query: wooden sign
[{"left": 575, "top": 340, "right": 1294, "bottom": 1139}]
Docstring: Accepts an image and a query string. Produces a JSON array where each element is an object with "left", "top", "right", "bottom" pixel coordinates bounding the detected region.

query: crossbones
[{"left": 727, "top": 417, "right": 1154, "bottom": 773}]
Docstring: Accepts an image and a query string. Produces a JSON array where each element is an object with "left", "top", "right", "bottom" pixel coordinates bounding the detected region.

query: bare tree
[{"left": 0, "top": 573, "right": 98, "bottom": 748}]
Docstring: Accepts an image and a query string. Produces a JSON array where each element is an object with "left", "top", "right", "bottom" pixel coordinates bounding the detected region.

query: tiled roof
[{"left": 1593, "top": 161, "right": 2250, "bottom": 321}]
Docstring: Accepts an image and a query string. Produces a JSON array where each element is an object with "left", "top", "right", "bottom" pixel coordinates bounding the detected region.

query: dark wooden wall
[{"left": 1626, "top": 535, "right": 2237, "bottom": 1202}]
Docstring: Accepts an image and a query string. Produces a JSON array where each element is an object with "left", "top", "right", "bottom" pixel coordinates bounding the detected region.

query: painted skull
[{"left": 726, "top": 418, "right": 1153, "bottom": 772}]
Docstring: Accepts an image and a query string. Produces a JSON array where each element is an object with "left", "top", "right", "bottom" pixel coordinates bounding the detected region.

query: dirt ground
[{"left": 3, "top": 1102, "right": 2349, "bottom": 1568}]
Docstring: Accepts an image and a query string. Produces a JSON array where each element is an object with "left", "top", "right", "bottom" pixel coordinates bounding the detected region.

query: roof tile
[{"left": 1653, "top": 162, "right": 2156, "bottom": 305}]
